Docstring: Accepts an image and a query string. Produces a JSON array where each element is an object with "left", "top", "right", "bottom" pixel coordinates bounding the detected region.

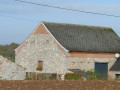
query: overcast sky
[{"left": 0, "top": 0, "right": 120, "bottom": 45}]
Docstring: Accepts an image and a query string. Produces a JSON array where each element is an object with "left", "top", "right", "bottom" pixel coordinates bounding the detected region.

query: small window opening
[{"left": 36, "top": 61, "right": 43, "bottom": 71}]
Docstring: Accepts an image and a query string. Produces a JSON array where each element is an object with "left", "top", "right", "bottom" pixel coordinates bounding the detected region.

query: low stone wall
[{"left": 0, "top": 56, "right": 26, "bottom": 80}]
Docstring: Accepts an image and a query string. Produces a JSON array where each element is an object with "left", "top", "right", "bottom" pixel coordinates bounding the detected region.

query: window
[
  {"left": 116, "top": 74, "right": 120, "bottom": 78},
  {"left": 36, "top": 61, "right": 43, "bottom": 71},
  {"left": 38, "top": 61, "right": 43, "bottom": 67}
]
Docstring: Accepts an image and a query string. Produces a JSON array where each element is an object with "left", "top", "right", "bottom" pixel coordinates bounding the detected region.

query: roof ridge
[{"left": 42, "top": 21, "right": 112, "bottom": 30}]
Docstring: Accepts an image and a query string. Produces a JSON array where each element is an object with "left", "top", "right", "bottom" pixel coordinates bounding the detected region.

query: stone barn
[
  {"left": 0, "top": 55, "right": 25, "bottom": 80},
  {"left": 15, "top": 22, "right": 120, "bottom": 79}
]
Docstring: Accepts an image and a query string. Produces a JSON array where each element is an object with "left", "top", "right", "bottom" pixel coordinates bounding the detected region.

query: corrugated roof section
[
  {"left": 43, "top": 22, "right": 120, "bottom": 53},
  {"left": 110, "top": 58, "right": 120, "bottom": 71}
]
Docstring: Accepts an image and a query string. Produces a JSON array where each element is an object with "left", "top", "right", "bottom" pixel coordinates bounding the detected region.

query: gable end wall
[{"left": 15, "top": 24, "right": 68, "bottom": 74}]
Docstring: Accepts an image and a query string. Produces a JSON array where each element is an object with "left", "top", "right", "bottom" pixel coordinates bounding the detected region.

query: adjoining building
[{"left": 0, "top": 55, "right": 25, "bottom": 80}]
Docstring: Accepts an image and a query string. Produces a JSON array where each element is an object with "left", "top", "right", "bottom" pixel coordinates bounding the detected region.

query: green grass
[
  {"left": 7, "top": 57, "right": 15, "bottom": 62},
  {"left": 65, "top": 73, "right": 83, "bottom": 80}
]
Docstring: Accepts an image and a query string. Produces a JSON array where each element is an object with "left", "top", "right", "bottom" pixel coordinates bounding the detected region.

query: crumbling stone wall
[{"left": 0, "top": 56, "right": 25, "bottom": 80}]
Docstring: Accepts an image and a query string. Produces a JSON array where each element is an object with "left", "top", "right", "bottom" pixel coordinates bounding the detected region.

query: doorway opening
[{"left": 95, "top": 62, "right": 108, "bottom": 79}]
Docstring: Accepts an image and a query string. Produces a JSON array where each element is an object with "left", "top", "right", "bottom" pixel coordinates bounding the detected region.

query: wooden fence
[{"left": 26, "top": 72, "right": 57, "bottom": 80}]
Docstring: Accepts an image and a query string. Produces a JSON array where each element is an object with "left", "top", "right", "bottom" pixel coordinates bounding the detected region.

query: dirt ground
[{"left": 0, "top": 80, "right": 120, "bottom": 90}]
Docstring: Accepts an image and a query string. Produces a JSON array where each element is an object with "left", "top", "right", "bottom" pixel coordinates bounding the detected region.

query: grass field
[{"left": 0, "top": 80, "right": 120, "bottom": 90}]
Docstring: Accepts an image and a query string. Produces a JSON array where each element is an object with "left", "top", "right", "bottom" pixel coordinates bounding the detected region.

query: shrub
[
  {"left": 36, "top": 66, "right": 42, "bottom": 71},
  {"left": 87, "top": 70, "right": 108, "bottom": 80},
  {"left": 65, "top": 73, "right": 83, "bottom": 80},
  {"left": 87, "top": 70, "right": 99, "bottom": 80},
  {"left": 25, "top": 77, "right": 32, "bottom": 80},
  {"left": 116, "top": 76, "right": 120, "bottom": 80},
  {"left": 49, "top": 74, "right": 57, "bottom": 80}
]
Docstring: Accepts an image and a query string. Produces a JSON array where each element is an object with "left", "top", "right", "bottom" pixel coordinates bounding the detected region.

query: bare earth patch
[{"left": 0, "top": 80, "right": 120, "bottom": 90}]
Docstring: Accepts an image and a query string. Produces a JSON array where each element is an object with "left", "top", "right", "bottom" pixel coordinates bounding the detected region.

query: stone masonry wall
[
  {"left": 0, "top": 56, "right": 25, "bottom": 80},
  {"left": 15, "top": 34, "right": 68, "bottom": 74},
  {"left": 68, "top": 58, "right": 116, "bottom": 71},
  {"left": 68, "top": 57, "right": 117, "bottom": 78}
]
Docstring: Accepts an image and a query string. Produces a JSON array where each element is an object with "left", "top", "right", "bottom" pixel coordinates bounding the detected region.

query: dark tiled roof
[
  {"left": 43, "top": 22, "right": 120, "bottom": 53},
  {"left": 110, "top": 58, "right": 120, "bottom": 71}
]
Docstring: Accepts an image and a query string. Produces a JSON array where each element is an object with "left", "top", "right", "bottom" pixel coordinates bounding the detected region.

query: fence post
[{"left": 61, "top": 74, "right": 65, "bottom": 80}]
